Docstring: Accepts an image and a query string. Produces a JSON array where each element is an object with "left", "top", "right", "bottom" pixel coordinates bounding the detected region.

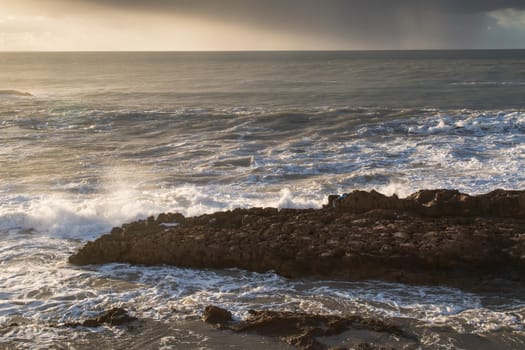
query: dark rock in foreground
[
  {"left": 69, "top": 189, "right": 525, "bottom": 288},
  {"left": 326, "top": 188, "right": 525, "bottom": 218},
  {"left": 63, "top": 308, "right": 137, "bottom": 328},
  {"left": 203, "top": 305, "right": 233, "bottom": 324},
  {"left": 203, "top": 305, "right": 409, "bottom": 350}
]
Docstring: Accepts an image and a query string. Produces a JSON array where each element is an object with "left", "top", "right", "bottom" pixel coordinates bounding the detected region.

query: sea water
[{"left": 0, "top": 51, "right": 525, "bottom": 349}]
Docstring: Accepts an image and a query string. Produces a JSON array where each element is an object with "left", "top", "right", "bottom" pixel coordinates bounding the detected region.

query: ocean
[{"left": 0, "top": 51, "right": 524, "bottom": 349}]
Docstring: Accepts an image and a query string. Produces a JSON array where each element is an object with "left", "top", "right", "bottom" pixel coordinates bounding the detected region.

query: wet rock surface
[
  {"left": 203, "top": 305, "right": 233, "bottom": 324},
  {"left": 63, "top": 308, "right": 137, "bottom": 328},
  {"left": 69, "top": 189, "right": 525, "bottom": 288},
  {"left": 203, "top": 305, "right": 409, "bottom": 350}
]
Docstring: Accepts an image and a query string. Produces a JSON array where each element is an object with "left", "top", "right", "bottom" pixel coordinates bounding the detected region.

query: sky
[{"left": 1, "top": 0, "right": 525, "bottom": 51}]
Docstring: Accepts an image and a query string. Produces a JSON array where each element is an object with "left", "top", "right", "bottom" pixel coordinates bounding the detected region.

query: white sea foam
[
  {"left": 451, "top": 81, "right": 525, "bottom": 86},
  {"left": 1, "top": 107, "right": 524, "bottom": 347},
  {"left": 3, "top": 243, "right": 523, "bottom": 349},
  {"left": 0, "top": 190, "right": 160, "bottom": 240},
  {"left": 2, "top": 51, "right": 525, "bottom": 348},
  {"left": 0, "top": 182, "right": 327, "bottom": 240},
  {"left": 408, "top": 111, "right": 525, "bottom": 136},
  {"left": 276, "top": 188, "right": 323, "bottom": 209}
]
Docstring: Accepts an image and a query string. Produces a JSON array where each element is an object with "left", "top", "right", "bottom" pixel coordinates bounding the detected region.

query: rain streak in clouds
[{"left": 1, "top": 0, "right": 525, "bottom": 50}]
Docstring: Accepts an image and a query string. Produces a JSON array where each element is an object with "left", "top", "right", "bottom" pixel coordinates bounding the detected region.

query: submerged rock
[
  {"left": 64, "top": 308, "right": 137, "bottom": 328},
  {"left": 203, "top": 305, "right": 233, "bottom": 324},
  {"left": 204, "top": 306, "right": 411, "bottom": 350},
  {"left": 69, "top": 189, "right": 525, "bottom": 288}
]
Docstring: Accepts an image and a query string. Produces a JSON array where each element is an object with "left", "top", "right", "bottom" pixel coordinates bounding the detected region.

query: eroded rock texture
[
  {"left": 203, "top": 305, "right": 409, "bottom": 350},
  {"left": 69, "top": 189, "right": 525, "bottom": 287}
]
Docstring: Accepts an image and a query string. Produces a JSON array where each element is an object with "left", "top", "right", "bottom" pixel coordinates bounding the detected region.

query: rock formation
[
  {"left": 203, "top": 305, "right": 233, "bottom": 324},
  {"left": 63, "top": 308, "right": 137, "bottom": 328},
  {"left": 202, "top": 305, "right": 411, "bottom": 350},
  {"left": 69, "top": 189, "right": 525, "bottom": 288},
  {"left": 327, "top": 188, "right": 525, "bottom": 218}
]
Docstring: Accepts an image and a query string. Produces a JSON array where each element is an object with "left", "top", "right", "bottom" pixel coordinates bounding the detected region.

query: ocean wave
[
  {"left": 0, "top": 183, "right": 327, "bottom": 240},
  {"left": 407, "top": 111, "right": 525, "bottom": 136},
  {"left": 1, "top": 251, "right": 523, "bottom": 348},
  {"left": 0, "top": 89, "right": 32, "bottom": 97},
  {"left": 451, "top": 81, "right": 525, "bottom": 86}
]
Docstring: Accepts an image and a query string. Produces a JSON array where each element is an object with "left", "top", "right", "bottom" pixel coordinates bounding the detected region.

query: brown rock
[
  {"left": 209, "top": 308, "right": 411, "bottom": 350},
  {"left": 332, "top": 190, "right": 410, "bottom": 213},
  {"left": 203, "top": 305, "right": 233, "bottom": 324},
  {"left": 69, "top": 189, "right": 525, "bottom": 289},
  {"left": 64, "top": 308, "right": 137, "bottom": 328}
]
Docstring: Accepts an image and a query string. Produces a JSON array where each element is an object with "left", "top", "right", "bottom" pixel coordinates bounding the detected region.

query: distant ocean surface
[{"left": 1, "top": 51, "right": 525, "bottom": 349}]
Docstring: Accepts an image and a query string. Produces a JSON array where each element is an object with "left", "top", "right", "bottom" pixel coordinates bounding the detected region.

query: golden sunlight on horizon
[
  {"left": 1, "top": 0, "right": 525, "bottom": 51},
  {"left": 0, "top": 2, "right": 347, "bottom": 51}
]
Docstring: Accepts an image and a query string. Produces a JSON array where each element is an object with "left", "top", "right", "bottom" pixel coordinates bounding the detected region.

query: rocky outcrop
[
  {"left": 69, "top": 189, "right": 525, "bottom": 288},
  {"left": 203, "top": 305, "right": 410, "bottom": 350},
  {"left": 203, "top": 305, "right": 233, "bottom": 324},
  {"left": 63, "top": 308, "right": 137, "bottom": 328},
  {"left": 327, "top": 189, "right": 525, "bottom": 218}
]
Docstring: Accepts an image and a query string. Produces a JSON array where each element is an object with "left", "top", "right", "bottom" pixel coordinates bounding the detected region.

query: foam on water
[
  {"left": 1, "top": 181, "right": 523, "bottom": 347},
  {"left": 0, "top": 189, "right": 158, "bottom": 241},
  {"left": 2, "top": 105, "right": 525, "bottom": 348},
  {"left": 1, "top": 107, "right": 525, "bottom": 347},
  {"left": 0, "top": 178, "right": 328, "bottom": 241},
  {"left": 2, "top": 51, "right": 525, "bottom": 348},
  {"left": 407, "top": 111, "right": 525, "bottom": 136},
  {"left": 2, "top": 240, "right": 524, "bottom": 348}
]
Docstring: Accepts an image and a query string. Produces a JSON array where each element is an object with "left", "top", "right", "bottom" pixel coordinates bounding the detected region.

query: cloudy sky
[{"left": 1, "top": 0, "right": 525, "bottom": 50}]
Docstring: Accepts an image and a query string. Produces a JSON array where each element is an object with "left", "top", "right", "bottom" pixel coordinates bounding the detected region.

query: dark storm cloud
[
  {"left": 434, "top": 0, "right": 525, "bottom": 13},
  {"left": 81, "top": 0, "right": 525, "bottom": 13},
  {"left": 77, "top": 0, "right": 525, "bottom": 22},
  {"left": 55, "top": 0, "right": 525, "bottom": 48}
]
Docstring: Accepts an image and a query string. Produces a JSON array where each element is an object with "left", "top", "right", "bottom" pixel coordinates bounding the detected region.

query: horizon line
[{"left": 1, "top": 48, "right": 525, "bottom": 53}]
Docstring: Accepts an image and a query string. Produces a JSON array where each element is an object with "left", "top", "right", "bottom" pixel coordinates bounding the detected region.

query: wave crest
[{"left": 0, "top": 89, "right": 32, "bottom": 97}]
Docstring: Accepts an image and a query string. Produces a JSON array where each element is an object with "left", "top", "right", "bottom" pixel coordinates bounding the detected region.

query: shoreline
[{"left": 69, "top": 189, "right": 525, "bottom": 290}]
